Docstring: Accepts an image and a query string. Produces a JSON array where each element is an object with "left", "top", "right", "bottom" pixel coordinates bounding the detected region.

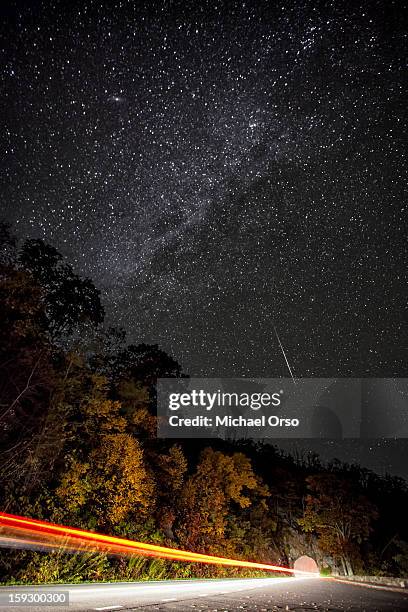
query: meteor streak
[
  {"left": 273, "top": 325, "right": 297, "bottom": 384},
  {"left": 0, "top": 512, "right": 316, "bottom": 576}
]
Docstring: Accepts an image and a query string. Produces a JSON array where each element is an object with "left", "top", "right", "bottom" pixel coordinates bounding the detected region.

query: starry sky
[{"left": 1, "top": 1, "right": 407, "bottom": 475}]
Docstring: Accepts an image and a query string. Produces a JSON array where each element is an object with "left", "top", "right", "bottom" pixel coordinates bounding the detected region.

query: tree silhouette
[{"left": 19, "top": 239, "right": 104, "bottom": 338}]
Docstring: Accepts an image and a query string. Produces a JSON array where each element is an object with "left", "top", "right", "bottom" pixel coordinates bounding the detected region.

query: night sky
[{"left": 1, "top": 1, "right": 407, "bottom": 475}]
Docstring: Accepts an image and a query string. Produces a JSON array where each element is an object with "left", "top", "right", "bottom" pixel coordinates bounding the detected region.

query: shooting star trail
[{"left": 273, "top": 325, "right": 296, "bottom": 384}]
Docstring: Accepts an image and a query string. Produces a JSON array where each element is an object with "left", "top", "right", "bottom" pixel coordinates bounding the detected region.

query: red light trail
[{"left": 0, "top": 512, "right": 316, "bottom": 576}]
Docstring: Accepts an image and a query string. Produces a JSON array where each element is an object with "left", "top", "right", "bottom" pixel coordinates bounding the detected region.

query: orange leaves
[
  {"left": 82, "top": 398, "right": 127, "bottom": 434},
  {"left": 91, "top": 434, "right": 155, "bottom": 522},
  {"left": 56, "top": 460, "right": 92, "bottom": 513},
  {"left": 156, "top": 445, "right": 188, "bottom": 493},
  {"left": 176, "top": 448, "right": 268, "bottom": 553},
  {"left": 56, "top": 434, "right": 155, "bottom": 527}
]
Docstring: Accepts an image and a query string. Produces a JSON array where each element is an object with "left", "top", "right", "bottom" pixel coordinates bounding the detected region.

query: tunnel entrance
[{"left": 294, "top": 555, "right": 319, "bottom": 576}]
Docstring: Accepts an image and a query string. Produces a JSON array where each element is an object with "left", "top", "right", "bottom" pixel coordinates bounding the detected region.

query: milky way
[{"left": 2, "top": 0, "right": 407, "bottom": 384}]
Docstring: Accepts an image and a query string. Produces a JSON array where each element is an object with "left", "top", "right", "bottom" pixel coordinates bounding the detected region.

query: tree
[
  {"left": 0, "top": 265, "right": 54, "bottom": 493},
  {"left": 109, "top": 343, "right": 183, "bottom": 417},
  {"left": 56, "top": 433, "right": 155, "bottom": 530},
  {"left": 176, "top": 448, "right": 267, "bottom": 557},
  {"left": 141, "top": 444, "right": 188, "bottom": 541},
  {"left": 116, "top": 379, "right": 156, "bottom": 438},
  {"left": 112, "top": 343, "right": 182, "bottom": 387},
  {"left": 298, "top": 474, "right": 378, "bottom": 575},
  {"left": 0, "top": 236, "right": 104, "bottom": 498},
  {"left": 19, "top": 239, "right": 104, "bottom": 338}
]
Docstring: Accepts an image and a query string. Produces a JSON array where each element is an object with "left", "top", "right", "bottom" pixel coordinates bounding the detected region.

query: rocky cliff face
[{"left": 282, "top": 527, "right": 341, "bottom": 575}]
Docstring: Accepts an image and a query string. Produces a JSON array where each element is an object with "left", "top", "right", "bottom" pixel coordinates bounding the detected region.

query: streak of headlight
[
  {"left": 0, "top": 512, "right": 317, "bottom": 576},
  {"left": 0, "top": 535, "right": 62, "bottom": 553}
]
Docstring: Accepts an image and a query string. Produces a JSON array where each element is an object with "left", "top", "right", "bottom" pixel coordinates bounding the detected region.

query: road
[{"left": 1, "top": 576, "right": 407, "bottom": 611}]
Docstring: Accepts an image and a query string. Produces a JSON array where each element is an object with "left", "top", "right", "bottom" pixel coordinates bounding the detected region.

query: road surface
[{"left": 1, "top": 576, "right": 407, "bottom": 611}]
